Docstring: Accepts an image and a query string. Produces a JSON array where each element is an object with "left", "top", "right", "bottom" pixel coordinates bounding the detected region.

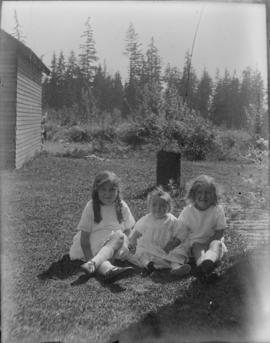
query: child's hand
[
  {"left": 128, "top": 240, "right": 137, "bottom": 254},
  {"left": 164, "top": 238, "right": 181, "bottom": 253},
  {"left": 128, "top": 230, "right": 142, "bottom": 254}
]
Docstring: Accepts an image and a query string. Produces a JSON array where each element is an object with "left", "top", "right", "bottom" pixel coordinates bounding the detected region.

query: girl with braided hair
[{"left": 69, "top": 170, "right": 135, "bottom": 281}]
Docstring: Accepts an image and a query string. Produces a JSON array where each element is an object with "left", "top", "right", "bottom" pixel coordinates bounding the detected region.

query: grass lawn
[{"left": 1, "top": 146, "right": 269, "bottom": 343}]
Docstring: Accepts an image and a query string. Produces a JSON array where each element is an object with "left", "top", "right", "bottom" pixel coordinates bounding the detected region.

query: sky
[{"left": 1, "top": 1, "right": 268, "bottom": 83}]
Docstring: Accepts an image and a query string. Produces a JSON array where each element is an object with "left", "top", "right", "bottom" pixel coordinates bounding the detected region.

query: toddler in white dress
[{"left": 128, "top": 187, "right": 191, "bottom": 277}]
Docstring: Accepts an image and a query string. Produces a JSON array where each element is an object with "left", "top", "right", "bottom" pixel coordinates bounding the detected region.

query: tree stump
[{"left": 156, "top": 150, "right": 181, "bottom": 188}]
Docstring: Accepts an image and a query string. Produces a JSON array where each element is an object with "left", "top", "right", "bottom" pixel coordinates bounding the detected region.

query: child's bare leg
[
  {"left": 81, "top": 231, "right": 126, "bottom": 274},
  {"left": 191, "top": 242, "right": 209, "bottom": 266}
]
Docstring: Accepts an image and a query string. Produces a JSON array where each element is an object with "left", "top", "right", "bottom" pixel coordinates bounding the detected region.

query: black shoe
[
  {"left": 141, "top": 262, "right": 156, "bottom": 277},
  {"left": 205, "top": 272, "right": 219, "bottom": 284},
  {"left": 147, "top": 262, "right": 156, "bottom": 273},
  {"left": 103, "top": 266, "right": 134, "bottom": 283},
  {"left": 196, "top": 259, "right": 215, "bottom": 276}
]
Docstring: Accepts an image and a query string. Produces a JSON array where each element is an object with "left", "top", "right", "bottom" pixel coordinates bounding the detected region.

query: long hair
[
  {"left": 91, "top": 170, "right": 123, "bottom": 223},
  {"left": 186, "top": 174, "right": 219, "bottom": 206},
  {"left": 147, "top": 186, "right": 173, "bottom": 213}
]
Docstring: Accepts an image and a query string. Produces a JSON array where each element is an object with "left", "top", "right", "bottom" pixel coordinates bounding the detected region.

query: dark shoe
[
  {"left": 205, "top": 272, "right": 219, "bottom": 284},
  {"left": 103, "top": 266, "right": 134, "bottom": 283},
  {"left": 196, "top": 259, "right": 215, "bottom": 277},
  {"left": 141, "top": 262, "right": 156, "bottom": 277},
  {"left": 170, "top": 264, "right": 191, "bottom": 277}
]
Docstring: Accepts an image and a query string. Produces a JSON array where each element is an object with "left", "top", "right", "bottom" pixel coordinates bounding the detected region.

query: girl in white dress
[
  {"left": 128, "top": 187, "right": 191, "bottom": 277},
  {"left": 69, "top": 170, "right": 135, "bottom": 281},
  {"left": 177, "top": 174, "right": 227, "bottom": 279}
]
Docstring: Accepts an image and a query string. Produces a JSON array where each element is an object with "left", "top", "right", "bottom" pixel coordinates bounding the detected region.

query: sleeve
[
  {"left": 76, "top": 201, "right": 94, "bottom": 233},
  {"left": 178, "top": 206, "right": 190, "bottom": 226},
  {"left": 215, "top": 205, "right": 227, "bottom": 231},
  {"left": 132, "top": 215, "right": 147, "bottom": 235},
  {"left": 174, "top": 217, "right": 189, "bottom": 241},
  {"left": 121, "top": 201, "right": 136, "bottom": 230}
]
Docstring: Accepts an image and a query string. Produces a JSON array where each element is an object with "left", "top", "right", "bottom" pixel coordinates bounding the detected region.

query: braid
[
  {"left": 115, "top": 192, "right": 123, "bottom": 223},
  {"left": 92, "top": 190, "right": 102, "bottom": 223}
]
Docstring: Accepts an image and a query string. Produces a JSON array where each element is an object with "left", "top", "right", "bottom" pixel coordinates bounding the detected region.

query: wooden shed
[{"left": 0, "top": 29, "right": 50, "bottom": 169}]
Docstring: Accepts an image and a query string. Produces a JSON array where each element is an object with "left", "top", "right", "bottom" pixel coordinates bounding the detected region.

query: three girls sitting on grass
[{"left": 69, "top": 170, "right": 227, "bottom": 283}]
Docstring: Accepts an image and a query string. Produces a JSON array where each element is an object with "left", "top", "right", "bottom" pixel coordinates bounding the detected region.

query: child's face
[
  {"left": 194, "top": 185, "right": 214, "bottom": 211},
  {"left": 98, "top": 181, "right": 118, "bottom": 205},
  {"left": 150, "top": 196, "right": 169, "bottom": 219}
]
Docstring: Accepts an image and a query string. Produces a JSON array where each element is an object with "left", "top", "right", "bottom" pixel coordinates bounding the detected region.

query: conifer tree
[
  {"left": 181, "top": 51, "right": 198, "bottom": 109},
  {"left": 123, "top": 23, "right": 144, "bottom": 116},
  {"left": 163, "top": 64, "right": 183, "bottom": 120},
  {"left": 78, "top": 17, "right": 98, "bottom": 121},
  {"left": 196, "top": 69, "right": 213, "bottom": 118},
  {"left": 79, "top": 17, "right": 98, "bottom": 83},
  {"left": 65, "top": 50, "right": 81, "bottom": 107},
  {"left": 141, "top": 37, "right": 162, "bottom": 115},
  {"left": 45, "top": 52, "right": 58, "bottom": 108},
  {"left": 124, "top": 22, "right": 143, "bottom": 82}
]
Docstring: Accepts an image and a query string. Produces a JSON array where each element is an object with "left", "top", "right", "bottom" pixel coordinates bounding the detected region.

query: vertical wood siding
[
  {"left": 15, "top": 56, "right": 42, "bottom": 168},
  {"left": 0, "top": 41, "right": 17, "bottom": 169}
]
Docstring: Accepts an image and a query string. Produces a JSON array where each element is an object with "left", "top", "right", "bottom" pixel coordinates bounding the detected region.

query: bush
[
  {"left": 184, "top": 125, "right": 216, "bottom": 160},
  {"left": 117, "top": 123, "right": 146, "bottom": 148},
  {"left": 91, "top": 126, "right": 117, "bottom": 142},
  {"left": 44, "top": 122, "right": 60, "bottom": 141},
  {"left": 46, "top": 106, "right": 79, "bottom": 127},
  {"left": 212, "top": 129, "right": 253, "bottom": 161},
  {"left": 117, "top": 116, "right": 162, "bottom": 148},
  {"left": 50, "top": 125, "right": 91, "bottom": 143},
  {"left": 161, "top": 117, "right": 217, "bottom": 161},
  {"left": 66, "top": 126, "right": 91, "bottom": 143}
]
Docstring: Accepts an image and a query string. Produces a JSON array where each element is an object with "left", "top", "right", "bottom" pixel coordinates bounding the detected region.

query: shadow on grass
[
  {"left": 110, "top": 251, "right": 259, "bottom": 343},
  {"left": 37, "top": 254, "right": 84, "bottom": 280},
  {"left": 37, "top": 255, "right": 140, "bottom": 292}
]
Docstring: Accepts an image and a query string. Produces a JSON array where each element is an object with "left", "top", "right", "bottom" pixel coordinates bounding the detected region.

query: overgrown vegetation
[{"left": 44, "top": 106, "right": 268, "bottom": 164}]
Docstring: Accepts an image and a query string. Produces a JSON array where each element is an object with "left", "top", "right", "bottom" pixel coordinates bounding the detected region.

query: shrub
[
  {"left": 44, "top": 122, "right": 60, "bottom": 141},
  {"left": 46, "top": 106, "right": 79, "bottom": 127},
  {"left": 117, "top": 116, "right": 162, "bottom": 148},
  {"left": 184, "top": 125, "right": 216, "bottom": 160},
  {"left": 91, "top": 126, "right": 117, "bottom": 142},
  {"left": 66, "top": 126, "right": 91, "bottom": 143},
  {"left": 212, "top": 129, "right": 253, "bottom": 161},
  {"left": 161, "top": 117, "right": 217, "bottom": 161},
  {"left": 117, "top": 122, "right": 147, "bottom": 148}
]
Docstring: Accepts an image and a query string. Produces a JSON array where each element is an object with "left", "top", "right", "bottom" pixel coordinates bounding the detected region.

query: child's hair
[
  {"left": 186, "top": 174, "right": 219, "bottom": 206},
  {"left": 147, "top": 186, "right": 173, "bottom": 213},
  {"left": 92, "top": 170, "right": 123, "bottom": 223}
]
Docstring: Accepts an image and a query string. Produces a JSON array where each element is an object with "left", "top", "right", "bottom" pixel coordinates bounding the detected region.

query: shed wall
[
  {"left": 15, "top": 56, "right": 42, "bottom": 168},
  {"left": 0, "top": 37, "right": 17, "bottom": 169}
]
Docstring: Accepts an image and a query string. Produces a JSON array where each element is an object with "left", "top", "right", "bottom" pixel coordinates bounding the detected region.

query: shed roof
[{"left": 0, "top": 29, "right": 50, "bottom": 75}]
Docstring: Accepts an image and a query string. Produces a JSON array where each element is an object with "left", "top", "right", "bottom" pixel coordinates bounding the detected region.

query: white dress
[
  {"left": 129, "top": 213, "right": 189, "bottom": 269},
  {"left": 177, "top": 204, "right": 227, "bottom": 246},
  {"left": 69, "top": 200, "right": 135, "bottom": 260}
]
